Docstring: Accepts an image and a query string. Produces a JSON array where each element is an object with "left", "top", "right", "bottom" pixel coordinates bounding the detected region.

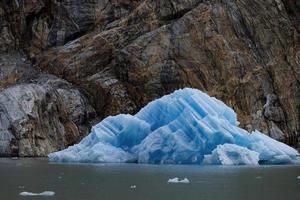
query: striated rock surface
[
  {"left": 0, "top": 0, "right": 299, "bottom": 156},
  {"left": 0, "top": 75, "right": 96, "bottom": 156}
]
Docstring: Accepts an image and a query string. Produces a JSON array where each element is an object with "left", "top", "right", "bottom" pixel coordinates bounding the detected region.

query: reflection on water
[{"left": 0, "top": 158, "right": 299, "bottom": 200}]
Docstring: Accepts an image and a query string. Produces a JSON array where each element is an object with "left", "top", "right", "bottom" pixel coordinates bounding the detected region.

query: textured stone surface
[
  {"left": 0, "top": 0, "right": 140, "bottom": 56},
  {"left": 0, "top": 75, "right": 96, "bottom": 156},
  {"left": 0, "top": 0, "right": 299, "bottom": 156}
]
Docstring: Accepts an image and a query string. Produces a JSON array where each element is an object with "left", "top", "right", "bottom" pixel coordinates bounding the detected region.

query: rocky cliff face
[{"left": 0, "top": 0, "right": 299, "bottom": 156}]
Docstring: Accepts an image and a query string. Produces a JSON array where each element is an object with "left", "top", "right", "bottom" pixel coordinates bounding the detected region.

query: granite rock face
[
  {"left": 0, "top": 0, "right": 299, "bottom": 156},
  {"left": 0, "top": 75, "right": 95, "bottom": 156}
]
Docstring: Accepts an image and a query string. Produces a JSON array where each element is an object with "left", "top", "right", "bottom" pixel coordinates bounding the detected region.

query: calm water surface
[{"left": 0, "top": 158, "right": 299, "bottom": 200}]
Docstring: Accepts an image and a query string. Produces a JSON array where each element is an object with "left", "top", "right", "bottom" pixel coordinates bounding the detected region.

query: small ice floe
[
  {"left": 19, "top": 191, "right": 55, "bottom": 196},
  {"left": 168, "top": 177, "right": 190, "bottom": 184},
  {"left": 130, "top": 185, "right": 136, "bottom": 189},
  {"left": 297, "top": 176, "right": 300, "bottom": 180},
  {"left": 16, "top": 163, "right": 23, "bottom": 167}
]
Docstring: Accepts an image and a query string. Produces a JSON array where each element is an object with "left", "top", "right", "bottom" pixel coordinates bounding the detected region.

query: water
[{"left": 0, "top": 159, "right": 299, "bottom": 200}]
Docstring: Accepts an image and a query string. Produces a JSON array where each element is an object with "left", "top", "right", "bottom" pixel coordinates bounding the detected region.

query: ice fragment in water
[
  {"left": 168, "top": 177, "right": 190, "bottom": 183},
  {"left": 19, "top": 191, "right": 55, "bottom": 196}
]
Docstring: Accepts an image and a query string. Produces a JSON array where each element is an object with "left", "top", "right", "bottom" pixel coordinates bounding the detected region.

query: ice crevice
[{"left": 48, "top": 88, "right": 300, "bottom": 165}]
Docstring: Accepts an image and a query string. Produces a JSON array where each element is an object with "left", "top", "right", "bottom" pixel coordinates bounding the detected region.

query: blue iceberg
[{"left": 48, "top": 88, "right": 300, "bottom": 165}]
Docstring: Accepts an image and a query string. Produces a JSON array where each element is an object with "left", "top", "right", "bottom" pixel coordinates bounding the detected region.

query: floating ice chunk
[
  {"left": 48, "top": 88, "right": 300, "bottom": 165},
  {"left": 202, "top": 144, "right": 259, "bottom": 165},
  {"left": 19, "top": 191, "right": 55, "bottom": 196},
  {"left": 247, "top": 131, "right": 298, "bottom": 164},
  {"left": 168, "top": 177, "right": 190, "bottom": 183},
  {"left": 168, "top": 177, "right": 179, "bottom": 183},
  {"left": 297, "top": 176, "right": 300, "bottom": 180}
]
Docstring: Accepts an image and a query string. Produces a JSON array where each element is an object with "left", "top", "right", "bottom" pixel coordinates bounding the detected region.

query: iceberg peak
[{"left": 48, "top": 88, "right": 299, "bottom": 165}]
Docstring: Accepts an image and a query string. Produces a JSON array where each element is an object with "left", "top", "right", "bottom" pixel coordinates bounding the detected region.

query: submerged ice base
[{"left": 48, "top": 88, "right": 299, "bottom": 165}]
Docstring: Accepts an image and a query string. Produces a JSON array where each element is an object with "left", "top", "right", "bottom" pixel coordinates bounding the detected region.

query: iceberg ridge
[{"left": 48, "top": 88, "right": 299, "bottom": 165}]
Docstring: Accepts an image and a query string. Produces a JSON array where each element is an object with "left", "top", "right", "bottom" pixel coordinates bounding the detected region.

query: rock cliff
[{"left": 0, "top": 0, "right": 299, "bottom": 156}]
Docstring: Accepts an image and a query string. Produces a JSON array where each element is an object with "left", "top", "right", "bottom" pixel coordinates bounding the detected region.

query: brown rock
[{"left": 0, "top": 0, "right": 299, "bottom": 156}]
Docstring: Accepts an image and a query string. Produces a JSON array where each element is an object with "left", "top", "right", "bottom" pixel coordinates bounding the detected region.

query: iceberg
[
  {"left": 202, "top": 144, "right": 260, "bottom": 165},
  {"left": 48, "top": 88, "right": 300, "bottom": 165}
]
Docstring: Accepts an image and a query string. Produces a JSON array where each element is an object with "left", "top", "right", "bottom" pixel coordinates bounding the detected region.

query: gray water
[{"left": 0, "top": 158, "right": 299, "bottom": 200}]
